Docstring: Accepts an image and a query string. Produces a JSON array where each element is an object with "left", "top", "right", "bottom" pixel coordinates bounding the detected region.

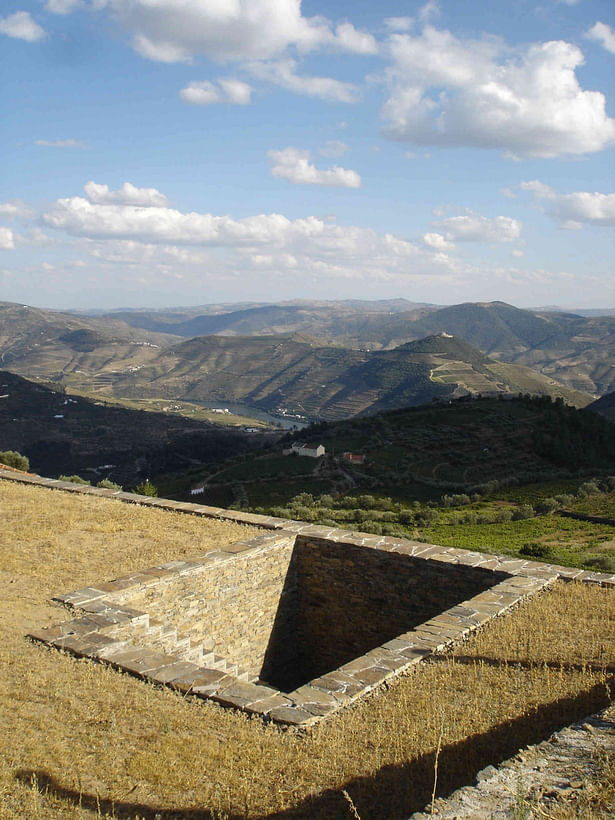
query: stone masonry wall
[
  {"left": 292, "top": 535, "right": 506, "bottom": 685},
  {"left": 114, "top": 533, "right": 296, "bottom": 680}
]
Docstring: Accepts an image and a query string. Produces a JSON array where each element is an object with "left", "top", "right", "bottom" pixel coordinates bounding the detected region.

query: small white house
[{"left": 288, "top": 442, "right": 326, "bottom": 458}]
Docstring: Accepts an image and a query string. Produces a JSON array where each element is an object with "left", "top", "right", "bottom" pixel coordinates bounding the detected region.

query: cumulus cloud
[
  {"left": 332, "top": 22, "right": 378, "bottom": 55},
  {"left": 0, "top": 228, "right": 15, "bottom": 250},
  {"left": 247, "top": 58, "right": 359, "bottom": 102},
  {"left": 95, "top": 0, "right": 375, "bottom": 64},
  {"left": 41, "top": 181, "right": 466, "bottom": 292},
  {"left": 83, "top": 181, "right": 169, "bottom": 207},
  {"left": 0, "top": 11, "right": 45, "bottom": 42},
  {"left": 423, "top": 232, "right": 454, "bottom": 251},
  {"left": 382, "top": 25, "right": 615, "bottom": 157},
  {"left": 586, "top": 22, "right": 615, "bottom": 55},
  {"left": 318, "top": 140, "right": 348, "bottom": 158},
  {"left": 0, "top": 201, "right": 34, "bottom": 220},
  {"left": 180, "top": 78, "right": 252, "bottom": 105},
  {"left": 434, "top": 212, "right": 522, "bottom": 243},
  {"left": 36, "top": 138, "right": 86, "bottom": 148},
  {"left": 521, "top": 180, "right": 615, "bottom": 228},
  {"left": 268, "top": 147, "right": 361, "bottom": 188}
]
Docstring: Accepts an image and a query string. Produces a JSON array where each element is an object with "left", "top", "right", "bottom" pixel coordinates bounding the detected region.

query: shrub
[
  {"left": 520, "top": 542, "right": 552, "bottom": 559},
  {"left": 133, "top": 480, "right": 158, "bottom": 497},
  {"left": 58, "top": 474, "right": 89, "bottom": 485},
  {"left": 535, "top": 497, "right": 560, "bottom": 514},
  {"left": 0, "top": 450, "right": 29, "bottom": 471},
  {"left": 584, "top": 555, "right": 615, "bottom": 573},
  {"left": 96, "top": 478, "right": 122, "bottom": 491},
  {"left": 512, "top": 504, "right": 535, "bottom": 521},
  {"left": 495, "top": 509, "right": 514, "bottom": 523},
  {"left": 578, "top": 481, "right": 600, "bottom": 498}
]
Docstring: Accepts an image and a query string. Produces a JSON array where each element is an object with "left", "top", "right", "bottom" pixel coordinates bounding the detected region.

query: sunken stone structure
[{"left": 10, "top": 470, "right": 614, "bottom": 727}]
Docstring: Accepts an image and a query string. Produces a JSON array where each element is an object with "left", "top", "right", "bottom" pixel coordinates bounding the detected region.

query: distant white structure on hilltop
[{"left": 284, "top": 442, "right": 326, "bottom": 458}]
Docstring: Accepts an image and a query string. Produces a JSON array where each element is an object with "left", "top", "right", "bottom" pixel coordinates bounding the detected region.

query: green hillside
[
  {"left": 169, "top": 394, "right": 615, "bottom": 508},
  {"left": 0, "top": 370, "right": 264, "bottom": 486},
  {"left": 100, "top": 333, "right": 592, "bottom": 420}
]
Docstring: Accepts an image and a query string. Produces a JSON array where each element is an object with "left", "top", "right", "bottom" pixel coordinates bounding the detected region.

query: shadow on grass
[{"left": 16, "top": 679, "right": 614, "bottom": 820}]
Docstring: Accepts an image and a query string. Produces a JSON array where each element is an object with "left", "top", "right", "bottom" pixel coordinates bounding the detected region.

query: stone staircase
[{"left": 130, "top": 614, "right": 257, "bottom": 682}]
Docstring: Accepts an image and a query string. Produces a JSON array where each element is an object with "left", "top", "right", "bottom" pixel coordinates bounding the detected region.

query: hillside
[
  {"left": 175, "top": 394, "right": 615, "bottom": 508},
  {"left": 588, "top": 391, "right": 615, "bottom": 423},
  {"left": 98, "top": 299, "right": 615, "bottom": 396},
  {"left": 90, "top": 333, "right": 589, "bottom": 422},
  {"left": 0, "top": 301, "right": 180, "bottom": 392},
  {"left": 0, "top": 370, "right": 264, "bottom": 485},
  {"left": 100, "top": 297, "right": 430, "bottom": 338}
]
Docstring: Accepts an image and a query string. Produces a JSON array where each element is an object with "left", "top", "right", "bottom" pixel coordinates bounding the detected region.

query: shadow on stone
[{"left": 260, "top": 535, "right": 506, "bottom": 692}]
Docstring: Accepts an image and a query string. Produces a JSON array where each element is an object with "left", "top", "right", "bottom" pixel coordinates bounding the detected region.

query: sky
[{"left": 1, "top": 0, "right": 614, "bottom": 311}]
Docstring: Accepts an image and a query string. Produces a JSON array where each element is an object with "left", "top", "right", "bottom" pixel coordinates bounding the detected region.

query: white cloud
[
  {"left": 45, "top": 0, "right": 84, "bottom": 14},
  {"left": 96, "top": 0, "right": 376, "bottom": 64},
  {"left": 332, "top": 22, "right": 377, "bottom": 55},
  {"left": 423, "top": 232, "right": 454, "bottom": 251},
  {"left": 521, "top": 180, "right": 615, "bottom": 228},
  {"left": 385, "top": 17, "right": 413, "bottom": 32},
  {"left": 586, "top": 22, "right": 615, "bottom": 55},
  {"left": 434, "top": 212, "right": 522, "bottom": 243},
  {"left": 247, "top": 58, "right": 359, "bottom": 103},
  {"left": 179, "top": 81, "right": 220, "bottom": 106},
  {"left": 418, "top": 1, "right": 440, "bottom": 22},
  {"left": 268, "top": 147, "right": 361, "bottom": 188},
  {"left": 382, "top": 26, "right": 615, "bottom": 157},
  {"left": 318, "top": 140, "right": 348, "bottom": 158},
  {"left": 41, "top": 181, "right": 464, "bottom": 290},
  {"left": 0, "top": 11, "right": 45, "bottom": 42},
  {"left": 83, "top": 181, "right": 169, "bottom": 207},
  {"left": 180, "top": 78, "right": 252, "bottom": 106},
  {"left": 0, "top": 201, "right": 34, "bottom": 220},
  {"left": 36, "top": 138, "right": 86, "bottom": 148},
  {"left": 0, "top": 228, "right": 15, "bottom": 250}
]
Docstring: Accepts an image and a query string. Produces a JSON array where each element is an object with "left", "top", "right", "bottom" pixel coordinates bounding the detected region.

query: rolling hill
[
  {"left": 176, "top": 394, "right": 615, "bottom": 508},
  {"left": 102, "top": 332, "right": 591, "bottom": 421},
  {"left": 99, "top": 299, "right": 615, "bottom": 396},
  {"left": 0, "top": 370, "right": 263, "bottom": 485},
  {"left": 0, "top": 301, "right": 179, "bottom": 391},
  {"left": 588, "top": 391, "right": 615, "bottom": 423}
]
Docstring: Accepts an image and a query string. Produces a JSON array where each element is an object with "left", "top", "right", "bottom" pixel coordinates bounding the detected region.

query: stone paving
[
  {"left": 5, "top": 468, "right": 615, "bottom": 728},
  {"left": 411, "top": 704, "right": 615, "bottom": 819}
]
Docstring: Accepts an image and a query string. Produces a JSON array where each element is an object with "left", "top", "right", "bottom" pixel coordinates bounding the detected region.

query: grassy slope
[
  {"left": 189, "top": 396, "right": 615, "bottom": 510},
  {"left": 2, "top": 480, "right": 614, "bottom": 818}
]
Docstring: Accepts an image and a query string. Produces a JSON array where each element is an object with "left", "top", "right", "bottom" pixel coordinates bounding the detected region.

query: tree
[
  {"left": 133, "top": 480, "right": 158, "bottom": 497},
  {"left": 97, "top": 478, "right": 122, "bottom": 491},
  {"left": 0, "top": 450, "right": 29, "bottom": 471}
]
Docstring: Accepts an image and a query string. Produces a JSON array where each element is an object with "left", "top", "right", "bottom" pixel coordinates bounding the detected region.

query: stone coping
[{"left": 7, "top": 469, "right": 615, "bottom": 727}]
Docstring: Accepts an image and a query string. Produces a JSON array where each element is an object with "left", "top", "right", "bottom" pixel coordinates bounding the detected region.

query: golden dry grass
[{"left": 1, "top": 479, "right": 614, "bottom": 819}]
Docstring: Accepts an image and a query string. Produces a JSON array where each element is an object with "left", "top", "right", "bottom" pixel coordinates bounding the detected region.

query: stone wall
[
  {"left": 285, "top": 536, "right": 506, "bottom": 689},
  {"left": 114, "top": 532, "right": 296, "bottom": 680}
]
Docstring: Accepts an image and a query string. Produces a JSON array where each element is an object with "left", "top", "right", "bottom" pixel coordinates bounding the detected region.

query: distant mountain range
[
  {"left": 97, "top": 299, "right": 615, "bottom": 396},
  {"left": 1, "top": 299, "right": 614, "bottom": 420}
]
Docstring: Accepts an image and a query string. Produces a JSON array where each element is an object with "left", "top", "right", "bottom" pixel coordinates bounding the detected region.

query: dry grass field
[{"left": 1, "top": 479, "right": 614, "bottom": 819}]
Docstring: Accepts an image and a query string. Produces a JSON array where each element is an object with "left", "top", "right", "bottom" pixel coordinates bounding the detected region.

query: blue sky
[{"left": 1, "top": 0, "right": 613, "bottom": 310}]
